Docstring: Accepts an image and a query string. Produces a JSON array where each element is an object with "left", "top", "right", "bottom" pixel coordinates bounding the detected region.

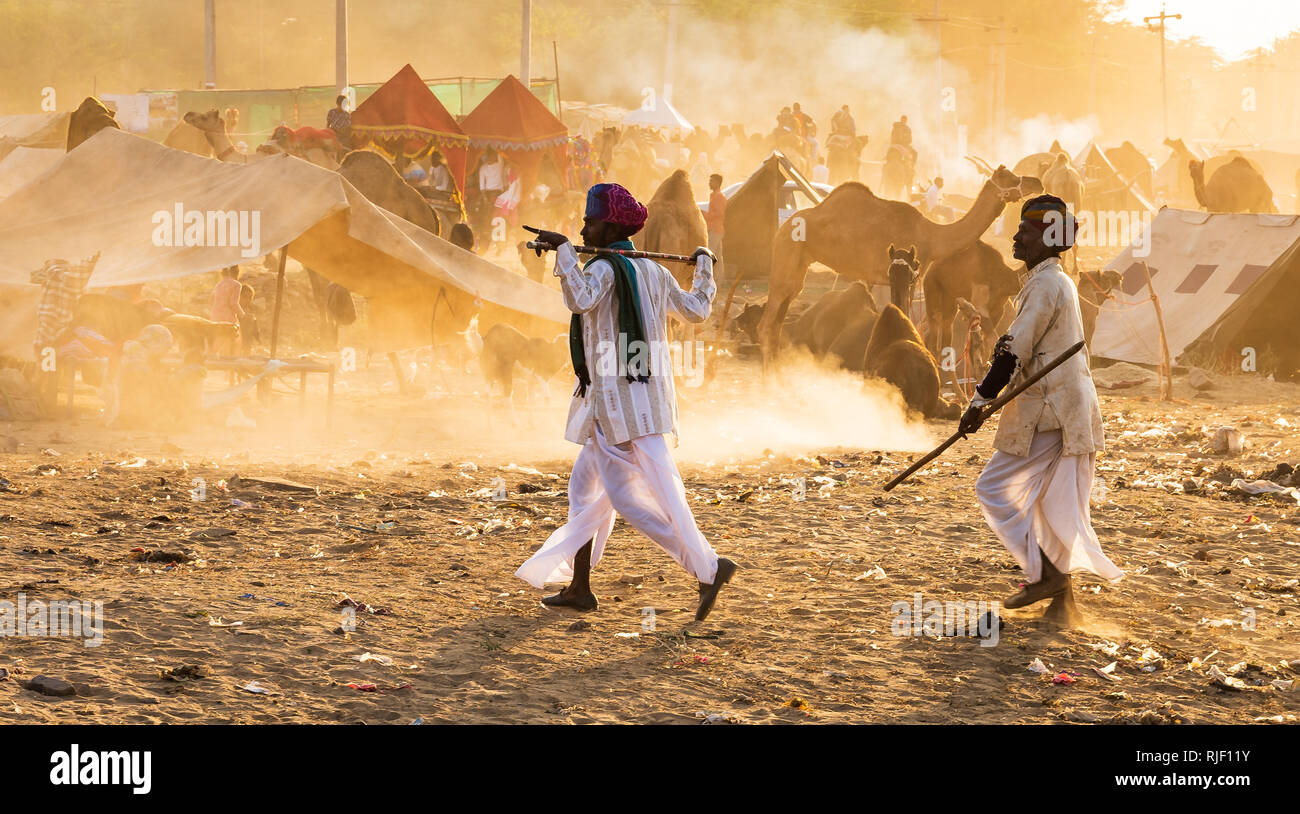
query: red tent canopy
[
  {"left": 461, "top": 74, "right": 569, "bottom": 192},
  {"left": 351, "top": 63, "right": 467, "bottom": 194}
]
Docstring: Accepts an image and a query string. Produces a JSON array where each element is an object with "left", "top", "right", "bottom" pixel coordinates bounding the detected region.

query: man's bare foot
[
  {"left": 695, "top": 558, "right": 737, "bottom": 621},
  {"left": 1004, "top": 573, "right": 1069, "bottom": 609},
  {"left": 541, "top": 584, "right": 597, "bottom": 611}
]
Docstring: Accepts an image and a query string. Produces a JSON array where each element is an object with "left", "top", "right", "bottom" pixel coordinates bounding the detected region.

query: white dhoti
[
  {"left": 976, "top": 430, "right": 1123, "bottom": 584},
  {"left": 515, "top": 423, "right": 719, "bottom": 588}
]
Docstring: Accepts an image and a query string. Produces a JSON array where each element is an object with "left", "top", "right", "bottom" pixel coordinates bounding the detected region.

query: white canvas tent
[
  {"left": 622, "top": 97, "right": 694, "bottom": 134},
  {"left": 561, "top": 101, "right": 629, "bottom": 141},
  {"left": 0, "top": 128, "right": 567, "bottom": 358},
  {"left": 0, "top": 146, "right": 61, "bottom": 200},
  {"left": 1091, "top": 208, "right": 1300, "bottom": 366},
  {"left": 0, "top": 112, "right": 69, "bottom": 146}
]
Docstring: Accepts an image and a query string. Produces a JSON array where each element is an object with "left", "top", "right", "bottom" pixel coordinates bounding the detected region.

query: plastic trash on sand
[{"left": 1028, "top": 658, "right": 1050, "bottom": 674}]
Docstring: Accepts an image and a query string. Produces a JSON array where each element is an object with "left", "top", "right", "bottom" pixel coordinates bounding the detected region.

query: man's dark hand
[
  {"left": 958, "top": 403, "right": 987, "bottom": 436},
  {"left": 691, "top": 246, "right": 718, "bottom": 264},
  {"left": 523, "top": 225, "right": 569, "bottom": 256}
]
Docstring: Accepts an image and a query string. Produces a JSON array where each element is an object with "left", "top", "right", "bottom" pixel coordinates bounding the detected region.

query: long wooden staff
[
  {"left": 524, "top": 241, "right": 698, "bottom": 265},
  {"left": 883, "top": 341, "right": 1086, "bottom": 491}
]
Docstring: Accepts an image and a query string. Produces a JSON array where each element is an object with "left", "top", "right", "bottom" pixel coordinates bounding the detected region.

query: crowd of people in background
[{"left": 315, "top": 94, "right": 927, "bottom": 282}]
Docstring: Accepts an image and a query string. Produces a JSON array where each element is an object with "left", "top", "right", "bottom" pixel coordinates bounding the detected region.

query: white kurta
[
  {"left": 515, "top": 423, "right": 720, "bottom": 587},
  {"left": 553, "top": 241, "right": 715, "bottom": 447},
  {"left": 977, "top": 254, "right": 1122, "bottom": 585}
]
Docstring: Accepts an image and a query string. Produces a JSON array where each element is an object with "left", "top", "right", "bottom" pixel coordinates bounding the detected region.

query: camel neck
[{"left": 932, "top": 180, "right": 1005, "bottom": 249}]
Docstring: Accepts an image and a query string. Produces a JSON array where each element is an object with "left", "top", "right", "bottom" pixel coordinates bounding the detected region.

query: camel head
[
  {"left": 989, "top": 165, "right": 1043, "bottom": 202},
  {"left": 887, "top": 244, "right": 919, "bottom": 271},
  {"left": 183, "top": 109, "right": 226, "bottom": 134},
  {"left": 270, "top": 125, "right": 294, "bottom": 144}
]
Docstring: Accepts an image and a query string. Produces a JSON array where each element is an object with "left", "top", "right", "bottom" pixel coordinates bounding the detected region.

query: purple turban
[{"left": 585, "top": 183, "right": 648, "bottom": 232}]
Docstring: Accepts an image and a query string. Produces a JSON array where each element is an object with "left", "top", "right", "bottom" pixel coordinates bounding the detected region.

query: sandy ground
[{"left": 1, "top": 355, "right": 1298, "bottom": 725}]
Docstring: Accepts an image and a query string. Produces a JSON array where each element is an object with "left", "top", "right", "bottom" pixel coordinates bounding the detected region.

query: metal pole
[
  {"left": 552, "top": 40, "right": 562, "bottom": 116},
  {"left": 335, "top": 0, "right": 348, "bottom": 95},
  {"left": 204, "top": 0, "right": 216, "bottom": 89},
  {"left": 1160, "top": 15, "right": 1167, "bottom": 138},
  {"left": 1145, "top": 6, "right": 1180, "bottom": 140},
  {"left": 664, "top": 1, "right": 678, "bottom": 105},
  {"left": 521, "top": 0, "right": 532, "bottom": 85}
]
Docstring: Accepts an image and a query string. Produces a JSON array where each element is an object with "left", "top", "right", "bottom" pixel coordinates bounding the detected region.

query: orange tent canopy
[
  {"left": 351, "top": 63, "right": 468, "bottom": 194},
  {"left": 461, "top": 74, "right": 568, "bottom": 191}
]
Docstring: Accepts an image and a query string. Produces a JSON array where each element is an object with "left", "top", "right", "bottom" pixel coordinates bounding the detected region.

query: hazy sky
[{"left": 1112, "top": 0, "right": 1300, "bottom": 59}]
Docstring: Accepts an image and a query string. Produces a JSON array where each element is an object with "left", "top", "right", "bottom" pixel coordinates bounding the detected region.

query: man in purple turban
[{"left": 519, "top": 184, "right": 737, "bottom": 621}]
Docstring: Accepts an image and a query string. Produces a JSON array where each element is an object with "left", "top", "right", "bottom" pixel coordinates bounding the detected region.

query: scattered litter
[
  {"left": 1028, "top": 658, "right": 1050, "bottom": 674},
  {"left": 207, "top": 617, "right": 243, "bottom": 628},
  {"left": 1093, "top": 662, "right": 1121, "bottom": 682},
  {"left": 355, "top": 653, "right": 394, "bottom": 666},
  {"left": 1229, "top": 478, "right": 1300, "bottom": 503},
  {"left": 614, "top": 632, "right": 640, "bottom": 639},
  {"left": 1052, "top": 672, "right": 1077, "bottom": 685},
  {"left": 240, "top": 681, "right": 273, "bottom": 694}
]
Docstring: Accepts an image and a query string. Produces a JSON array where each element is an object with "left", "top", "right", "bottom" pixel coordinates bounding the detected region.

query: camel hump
[
  {"left": 820, "top": 181, "right": 877, "bottom": 204},
  {"left": 866, "top": 303, "right": 924, "bottom": 360},
  {"left": 650, "top": 168, "right": 695, "bottom": 204}
]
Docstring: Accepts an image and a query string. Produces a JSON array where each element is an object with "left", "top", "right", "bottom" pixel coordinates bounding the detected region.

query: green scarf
[{"left": 570, "top": 239, "right": 650, "bottom": 396}]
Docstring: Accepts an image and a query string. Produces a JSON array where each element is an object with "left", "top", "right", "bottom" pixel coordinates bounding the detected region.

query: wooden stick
[
  {"left": 1142, "top": 260, "right": 1173, "bottom": 401},
  {"left": 524, "top": 241, "right": 698, "bottom": 264},
  {"left": 883, "top": 340, "right": 1086, "bottom": 491}
]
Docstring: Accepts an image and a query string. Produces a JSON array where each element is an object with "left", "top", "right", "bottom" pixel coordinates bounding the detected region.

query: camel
[
  {"left": 806, "top": 281, "right": 876, "bottom": 356},
  {"left": 825, "top": 307, "right": 878, "bottom": 373},
  {"left": 880, "top": 143, "right": 916, "bottom": 200},
  {"left": 1189, "top": 157, "right": 1277, "bottom": 213},
  {"left": 1105, "top": 141, "right": 1155, "bottom": 200},
  {"left": 864, "top": 303, "right": 954, "bottom": 419},
  {"left": 1040, "top": 152, "right": 1084, "bottom": 215},
  {"left": 1156, "top": 138, "right": 1200, "bottom": 207},
  {"left": 886, "top": 245, "right": 919, "bottom": 312},
  {"left": 826, "top": 134, "right": 869, "bottom": 185},
  {"left": 336, "top": 149, "right": 450, "bottom": 394},
  {"left": 269, "top": 124, "right": 345, "bottom": 169},
  {"left": 1077, "top": 269, "right": 1124, "bottom": 344},
  {"left": 641, "top": 169, "right": 708, "bottom": 289},
  {"left": 163, "top": 119, "right": 215, "bottom": 156},
  {"left": 711, "top": 156, "right": 782, "bottom": 339},
  {"left": 922, "top": 240, "right": 1019, "bottom": 361},
  {"left": 338, "top": 150, "right": 444, "bottom": 236},
  {"left": 66, "top": 97, "right": 119, "bottom": 151},
  {"left": 756, "top": 165, "right": 1043, "bottom": 367},
  {"left": 181, "top": 110, "right": 271, "bottom": 164}
]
